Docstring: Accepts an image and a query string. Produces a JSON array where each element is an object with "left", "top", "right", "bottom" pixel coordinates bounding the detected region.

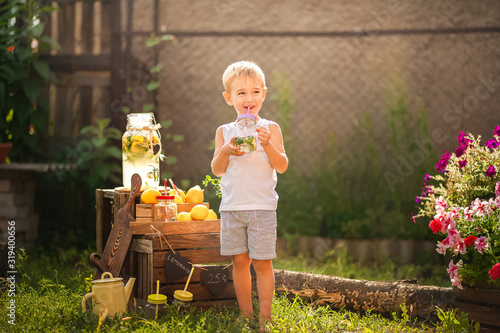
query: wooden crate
[
  {"left": 129, "top": 220, "right": 243, "bottom": 308},
  {"left": 452, "top": 282, "right": 500, "bottom": 332}
]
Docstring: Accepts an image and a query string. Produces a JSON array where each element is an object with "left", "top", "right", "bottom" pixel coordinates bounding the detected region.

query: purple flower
[
  {"left": 494, "top": 125, "right": 500, "bottom": 137},
  {"left": 485, "top": 138, "right": 499, "bottom": 149},
  {"left": 458, "top": 159, "right": 468, "bottom": 168},
  {"left": 457, "top": 131, "right": 472, "bottom": 148},
  {"left": 454, "top": 145, "right": 466, "bottom": 157},
  {"left": 415, "top": 196, "right": 420, "bottom": 203},
  {"left": 486, "top": 165, "right": 497, "bottom": 178},
  {"left": 436, "top": 151, "right": 450, "bottom": 173},
  {"left": 424, "top": 174, "right": 430, "bottom": 182},
  {"left": 496, "top": 181, "right": 500, "bottom": 198}
]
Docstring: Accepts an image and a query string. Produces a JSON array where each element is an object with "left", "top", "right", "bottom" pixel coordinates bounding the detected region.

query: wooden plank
[
  {"left": 452, "top": 300, "right": 500, "bottom": 327},
  {"left": 81, "top": 0, "right": 94, "bottom": 54},
  {"left": 136, "top": 204, "right": 154, "bottom": 218},
  {"left": 153, "top": 233, "right": 221, "bottom": 250},
  {"left": 130, "top": 237, "right": 154, "bottom": 254},
  {"left": 40, "top": 54, "right": 111, "bottom": 72},
  {"left": 131, "top": 220, "right": 220, "bottom": 235},
  {"left": 147, "top": 252, "right": 153, "bottom": 297},
  {"left": 100, "top": 0, "right": 111, "bottom": 54},
  {"left": 58, "top": 2, "right": 75, "bottom": 54},
  {"left": 453, "top": 286, "right": 500, "bottom": 305},
  {"left": 95, "top": 189, "right": 104, "bottom": 254},
  {"left": 154, "top": 249, "right": 230, "bottom": 267},
  {"left": 153, "top": 264, "right": 233, "bottom": 284},
  {"left": 158, "top": 281, "right": 237, "bottom": 301},
  {"left": 79, "top": 86, "right": 92, "bottom": 129}
]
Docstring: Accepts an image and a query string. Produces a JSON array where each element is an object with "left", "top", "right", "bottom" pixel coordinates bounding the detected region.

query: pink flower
[
  {"left": 472, "top": 198, "right": 490, "bottom": 217},
  {"left": 496, "top": 181, "right": 500, "bottom": 198},
  {"left": 489, "top": 263, "right": 500, "bottom": 280},
  {"left": 435, "top": 196, "right": 448, "bottom": 214},
  {"left": 463, "top": 207, "right": 474, "bottom": 221},
  {"left": 447, "top": 260, "right": 463, "bottom": 289},
  {"left": 474, "top": 236, "right": 489, "bottom": 254},
  {"left": 436, "top": 237, "right": 451, "bottom": 255},
  {"left": 454, "top": 240, "right": 467, "bottom": 255}
]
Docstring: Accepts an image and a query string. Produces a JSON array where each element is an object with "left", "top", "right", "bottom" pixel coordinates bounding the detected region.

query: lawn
[{"left": 0, "top": 247, "right": 479, "bottom": 332}]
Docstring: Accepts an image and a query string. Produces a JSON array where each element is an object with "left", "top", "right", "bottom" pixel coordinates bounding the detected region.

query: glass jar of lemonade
[
  {"left": 234, "top": 113, "right": 257, "bottom": 154},
  {"left": 122, "top": 113, "right": 162, "bottom": 188}
]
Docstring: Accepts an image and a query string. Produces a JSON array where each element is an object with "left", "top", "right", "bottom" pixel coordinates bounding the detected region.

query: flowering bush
[{"left": 414, "top": 125, "right": 500, "bottom": 288}]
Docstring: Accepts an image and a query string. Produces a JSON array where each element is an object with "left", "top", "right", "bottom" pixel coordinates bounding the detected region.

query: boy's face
[{"left": 223, "top": 77, "right": 267, "bottom": 118}]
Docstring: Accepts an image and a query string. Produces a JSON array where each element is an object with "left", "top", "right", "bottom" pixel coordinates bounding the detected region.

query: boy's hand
[
  {"left": 223, "top": 137, "right": 245, "bottom": 156},
  {"left": 256, "top": 127, "right": 271, "bottom": 147}
]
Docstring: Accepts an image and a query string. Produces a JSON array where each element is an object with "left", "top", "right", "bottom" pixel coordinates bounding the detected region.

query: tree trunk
[{"left": 274, "top": 269, "right": 452, "bottom": 317}]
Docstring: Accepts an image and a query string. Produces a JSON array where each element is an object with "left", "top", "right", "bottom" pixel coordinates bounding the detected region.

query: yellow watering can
[{"left": 82, "top": 272, "right": 135, "bottom": 320}]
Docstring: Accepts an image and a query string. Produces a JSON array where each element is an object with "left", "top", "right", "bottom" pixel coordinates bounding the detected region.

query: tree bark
[{"left": 274, "top": 269, "right": 452, "bottom": 317}]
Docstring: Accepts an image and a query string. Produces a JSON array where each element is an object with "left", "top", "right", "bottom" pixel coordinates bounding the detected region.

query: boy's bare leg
[
  {"left": 232, "top": 253, "right": 253, "bottom": 319},
  {"left": 252, "top": 259, "right": 274, "bottom": 327}
]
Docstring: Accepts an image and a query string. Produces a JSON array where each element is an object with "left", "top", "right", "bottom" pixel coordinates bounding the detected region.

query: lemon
[
  {"left": 169, "top": 189, "right": 186, "bottom": 203},
  {"left": 141, "top": 188, "right": 162, "bottom": 204},
  {"left": 205, "top": 209, "right": 218, "bottom": 220},
  {"left": 174, "top": 195, "right": 183, "bottom": 204},
  {"left": 190, "top": 204, "right": 209, "bottom": 220},
  {"left": 177, "top": 211, "right": 192, "bottom": 221},
  {"left": 186, "top": 185, "right": 204, "bottom": 204}
]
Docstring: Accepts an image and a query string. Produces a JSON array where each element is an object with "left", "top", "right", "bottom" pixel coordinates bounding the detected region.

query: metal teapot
[{"left": 82, "top": 272, "right": 135, "bottom": 320}]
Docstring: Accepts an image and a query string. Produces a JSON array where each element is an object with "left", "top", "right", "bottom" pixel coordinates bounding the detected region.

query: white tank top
[{"left": 219, "top": 118, "right": 279, "bottom": 211}]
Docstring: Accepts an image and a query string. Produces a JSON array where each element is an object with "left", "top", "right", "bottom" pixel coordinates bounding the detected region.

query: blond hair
[{"left": 222, "top": 61, "right": 266, "bottom": 93}]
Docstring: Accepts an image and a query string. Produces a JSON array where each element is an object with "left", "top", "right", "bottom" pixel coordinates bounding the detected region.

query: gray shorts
[{"left": 220, "top": 210, "right": 277, "bottom": 260}]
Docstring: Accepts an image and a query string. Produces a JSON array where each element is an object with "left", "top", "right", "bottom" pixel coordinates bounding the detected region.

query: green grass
[{"left": 0, "top": 247, "right": 477, "bottom": 332}]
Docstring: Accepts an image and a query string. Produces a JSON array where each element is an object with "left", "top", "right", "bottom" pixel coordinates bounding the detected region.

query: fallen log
[{"left": 274, "top": 269, "right": 452, "bottom": 317}]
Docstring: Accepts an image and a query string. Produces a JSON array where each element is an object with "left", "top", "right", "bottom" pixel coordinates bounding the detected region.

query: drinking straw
[
  {"left": 157, "top": 280, "right": 159, "bottom": 296},
  {"left": 169, "top": 178, "right": 181, "bottom": 196},
  {"left": 183, "top": 267, "right": 195, "bottom": 294},
  {"left": 164, "top": 179, "right": 167, "bottom": 196}
]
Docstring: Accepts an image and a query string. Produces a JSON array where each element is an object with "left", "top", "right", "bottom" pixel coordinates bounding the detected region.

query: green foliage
[
  {"left": 275, "top": 75, "right": 436, "bottom": 240},
  {"left": 62, "top": 118, "right": 122, "bottom": 191},
  {"left": 435, "top": 307, "right": 480, "bottom": 333},
  {"left": 0, "top": 0, "right": 58, "bottom": 161},
  {"left": 203, "top": 174, "right": 221, "bottom": 198}
]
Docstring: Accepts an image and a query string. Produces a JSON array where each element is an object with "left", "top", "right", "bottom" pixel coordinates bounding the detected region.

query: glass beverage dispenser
[{"left": 122, "top": 113, "right": 162, "bottom": 188}]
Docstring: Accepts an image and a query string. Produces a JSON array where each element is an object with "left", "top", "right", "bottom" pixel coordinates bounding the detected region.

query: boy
[{"left": 211, "top": 61, "right": 288, "bottom": 329}]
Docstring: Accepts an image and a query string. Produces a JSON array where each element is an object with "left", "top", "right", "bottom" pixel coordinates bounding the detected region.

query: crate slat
[
  {"left": 153, "top": 233, "right": 221, "bottom": 250},
  {"left": 131, "top": 220, "right": 220, "bottom": 235},
  {"left": 154, "top": 248, "right": 230, "bottom": 267},
  {"left": 153, "top": 264, "right": 233, "bottom": 284}
]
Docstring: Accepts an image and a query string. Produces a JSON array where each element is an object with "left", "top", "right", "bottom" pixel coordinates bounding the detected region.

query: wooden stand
[
  {"left": 95, "top": 188, "right": 246, "bottom": 309},
  {"left": 129, "top": 221, "right": 240, "bottom": 308}
]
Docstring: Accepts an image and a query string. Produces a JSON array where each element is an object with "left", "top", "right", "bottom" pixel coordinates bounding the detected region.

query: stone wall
[{"left": 0, "top": 170, "right": 39, "bottom": 249}]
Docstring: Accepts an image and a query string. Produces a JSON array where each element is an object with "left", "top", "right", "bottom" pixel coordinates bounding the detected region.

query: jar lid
[
  {"left": 156, "top": 195, "right": 175, "bottom": 200},
  {"left": 147, "top": 293, "right": 168, "bottom": 304},
  {"left": 174, "top": 290, "right": 193, "bottom": 301},
  {"left": 237, "top": 113, "right": 256, "bottom": 121}
]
